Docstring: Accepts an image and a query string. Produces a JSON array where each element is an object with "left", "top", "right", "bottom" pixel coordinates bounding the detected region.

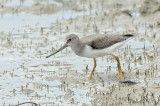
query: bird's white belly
[{"left": 80, "top": 45, "right": 111, "bottom": 58}]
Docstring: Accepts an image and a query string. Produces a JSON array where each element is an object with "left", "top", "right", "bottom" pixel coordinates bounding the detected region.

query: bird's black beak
[{"left": 46, "top": 43, "right": 68, "bottom": 58}]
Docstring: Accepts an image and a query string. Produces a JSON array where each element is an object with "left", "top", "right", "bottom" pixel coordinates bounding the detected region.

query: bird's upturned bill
[{"left": 46, "top": 44, "right": 68, "bottom": 58}]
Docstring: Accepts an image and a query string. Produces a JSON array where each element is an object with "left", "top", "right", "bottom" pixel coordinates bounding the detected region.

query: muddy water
[{"left": 0, "top": 0, "right": 160, "bottom": 105}]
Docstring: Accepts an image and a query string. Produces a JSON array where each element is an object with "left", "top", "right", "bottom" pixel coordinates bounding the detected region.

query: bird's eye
[{"left": 68, "top": 38, "right": 71, "bottom": 41}]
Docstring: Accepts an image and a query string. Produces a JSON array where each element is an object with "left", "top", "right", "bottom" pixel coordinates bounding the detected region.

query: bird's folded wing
[{"left": 82, "top": 34, "right": 135, "bottom": 50}]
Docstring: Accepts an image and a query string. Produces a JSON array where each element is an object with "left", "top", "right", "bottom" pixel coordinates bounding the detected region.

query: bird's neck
[{"left": 71, "top": 41, "right": 84, "bottom": 55}]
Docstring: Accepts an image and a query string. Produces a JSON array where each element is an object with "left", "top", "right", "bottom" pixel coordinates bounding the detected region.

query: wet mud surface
[{"left": 0, "top": 0, "right": 160, "bottom": 105}]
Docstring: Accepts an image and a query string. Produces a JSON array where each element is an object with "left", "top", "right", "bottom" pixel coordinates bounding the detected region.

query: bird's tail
[{"left": 111, "top": 33, "right": 137, "bottom": 52}]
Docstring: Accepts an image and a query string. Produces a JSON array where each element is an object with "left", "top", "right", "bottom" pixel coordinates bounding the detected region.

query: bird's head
[
  {"left": 46, "top": 34, "right": 79, "bottom": 58},
  {"left": 65, "top": 34, "right": 79, "bottom": 47}
]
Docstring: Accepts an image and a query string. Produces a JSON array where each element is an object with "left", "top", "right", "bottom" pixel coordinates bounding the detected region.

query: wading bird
[{"left": 46, "top": 34, "right": 135, "bottom": 80}]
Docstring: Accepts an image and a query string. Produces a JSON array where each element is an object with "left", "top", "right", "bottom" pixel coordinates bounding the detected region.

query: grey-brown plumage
[{"left": 81, "top": 34, "right": 135, "bottom": 49}]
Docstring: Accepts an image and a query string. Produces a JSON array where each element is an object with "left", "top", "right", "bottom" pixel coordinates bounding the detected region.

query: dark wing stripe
[{"left": 123, "top": 34, "right": 134, "bottom": 37}]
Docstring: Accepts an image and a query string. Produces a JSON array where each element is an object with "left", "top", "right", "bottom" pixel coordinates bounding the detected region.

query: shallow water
[{"left": 0, "top": 0, "right": 160, "bottom": 105}]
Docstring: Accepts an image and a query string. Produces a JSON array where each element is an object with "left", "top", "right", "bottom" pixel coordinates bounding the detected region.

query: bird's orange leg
[
  {"left": 88, "top": 58, "right": 96, "bottom": 80},
  {"left": 113, "top": 55, "right": 123, "bottom": 79}
]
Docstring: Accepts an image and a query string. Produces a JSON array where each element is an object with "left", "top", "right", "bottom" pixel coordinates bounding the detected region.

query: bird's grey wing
[{"left": 90, "top": 34, "right": 134, "bottom": 49}]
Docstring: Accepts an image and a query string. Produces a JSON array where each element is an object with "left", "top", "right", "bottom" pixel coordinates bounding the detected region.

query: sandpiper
[{"left": 46, "top": 34, "right": 135, "bottom": 80}]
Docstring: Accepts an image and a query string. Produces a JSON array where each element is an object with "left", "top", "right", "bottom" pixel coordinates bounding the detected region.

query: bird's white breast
[{"left": 79, "top": 45, "right": 111, "bottom": 58}]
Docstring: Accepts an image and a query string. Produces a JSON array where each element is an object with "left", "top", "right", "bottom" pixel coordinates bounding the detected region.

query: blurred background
[{"left": 0, "top": 0, "right": 160, "bottom": 105}]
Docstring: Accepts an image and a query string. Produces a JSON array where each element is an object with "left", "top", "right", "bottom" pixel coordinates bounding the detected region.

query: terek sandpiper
[{"left": 46, "top": 34, "right": 135, "bottom": 80}]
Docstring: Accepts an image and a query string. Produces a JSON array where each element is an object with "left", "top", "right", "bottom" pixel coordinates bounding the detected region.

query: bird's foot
[
  {"left": 88, "top": 73, "right": 93, "bottom": 80},
  {"left": 118, "top": 72, "right": 122, "bottom": 79}
]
